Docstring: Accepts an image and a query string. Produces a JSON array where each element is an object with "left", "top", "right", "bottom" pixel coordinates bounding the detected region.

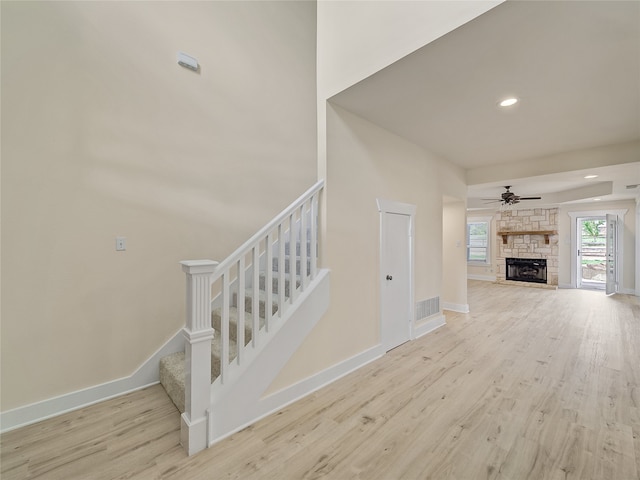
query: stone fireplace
[{"left": 496, "top": 208, "right": 558, "bottom": 288}]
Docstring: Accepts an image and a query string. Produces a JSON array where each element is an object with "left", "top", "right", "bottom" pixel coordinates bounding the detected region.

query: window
[{"left": 467, "top": 218, "right": 491, "bottom": 264}]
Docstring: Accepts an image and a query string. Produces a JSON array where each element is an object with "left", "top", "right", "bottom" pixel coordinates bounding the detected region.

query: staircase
[
  {"left": 158, "top": 180, "right": 326, "bottom": 455},
  {"left": 159, "top": 258, "right": 305, "bottom": 413}
]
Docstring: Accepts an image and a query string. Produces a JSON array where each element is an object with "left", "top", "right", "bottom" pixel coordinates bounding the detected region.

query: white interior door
[
  {"left": 606, "top": 213, "right": 618, "bottom": 295},
  {"left": 381, "top": 211, "right": 412, "bottom": 351}
]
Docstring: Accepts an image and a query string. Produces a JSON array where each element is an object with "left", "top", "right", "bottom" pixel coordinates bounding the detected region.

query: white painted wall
[
  {"left": 441, "top": 159, "right": 469, "bottom": 309},
  {"left": 1, "top": 1, "right": 317, "bottom": 412},
  {"left": 443, "top": 201, "right": 468, "bottom": 310}
]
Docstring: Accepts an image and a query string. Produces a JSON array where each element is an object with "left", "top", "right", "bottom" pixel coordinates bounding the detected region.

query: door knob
[{"left": 386, "top": 275, "right": 393, "bottom": 280}]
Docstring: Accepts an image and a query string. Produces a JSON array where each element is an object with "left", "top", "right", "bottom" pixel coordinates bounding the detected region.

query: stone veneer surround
[{"left": 495, "top": 208, "right": 559, "bottom": 287}]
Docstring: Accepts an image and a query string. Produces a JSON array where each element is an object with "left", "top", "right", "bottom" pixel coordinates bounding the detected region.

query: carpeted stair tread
[
  {"left": 272, "top": 256, "right": 312, "bottom": 274},
  {"left": 212, "top": 330, "right": 239, "bottom": 368},
  {"left": 259, "top": 273, "right": 301, "bottom": 296},
  {"left": 159, "top": 335, "right": 238, "bottom": 413},
  {"left": 159, "top": 352, "right": 186, "bottom": 413},
  {"left": 284, "top": 241, "right": 312, "bottom": 256},
  {"left": 231, "top": 289, "right": 280, "bottom": 318},
  {"left": 211, "top": 306, "right": 266, "bottom": 344}
]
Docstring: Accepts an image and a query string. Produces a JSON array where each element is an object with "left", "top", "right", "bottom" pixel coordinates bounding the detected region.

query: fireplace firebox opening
[{"left": 506, "top": 258, "right": 547, "bottom": 284}]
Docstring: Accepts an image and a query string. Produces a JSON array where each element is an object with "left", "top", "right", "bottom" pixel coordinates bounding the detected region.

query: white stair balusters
[
  {"left": 309, "top": 193, "right": 318, "bottom": 280},
  {"left": 236, "top": 257, "right": 245, "bottom": 365},
  {"left": 265, "top": 233, "right": 274, "bottom": 331},
  {"left": 288, "top": 211, "right": 297, "bottom": 305},
  {"left": 252, "top": 245, "right": 261, "bottom": 347},
  {"left": 219, "top": 271, "right": 230, "bottom": 384},
  {"left": 278, "top": 222, "right": 286, "bottom": 320},
  {"left": 300, "top": 202, "right": 308, "bottom": 291}
]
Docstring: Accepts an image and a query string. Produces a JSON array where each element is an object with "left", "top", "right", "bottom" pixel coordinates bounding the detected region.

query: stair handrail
[{"left": 212, "top": 179, "right": 324, "bottom": 281}]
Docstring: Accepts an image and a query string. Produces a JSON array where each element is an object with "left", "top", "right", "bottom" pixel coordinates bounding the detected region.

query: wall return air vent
[{"left": 416, "top": 297, "right": 440, "bottom": 321}]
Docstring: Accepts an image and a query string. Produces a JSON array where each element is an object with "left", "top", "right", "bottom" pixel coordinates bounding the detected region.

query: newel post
[{"left": 179, "top": 260, "right": 217, "bottom": 456}]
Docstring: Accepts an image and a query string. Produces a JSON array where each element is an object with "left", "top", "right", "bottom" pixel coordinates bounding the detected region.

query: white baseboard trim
[
  {"left": 259, "top": 344, "right": 385, "bottom": 419},
  {"left": 467, "top": 274, "right": 496, "bottom": 282},
  {"left": 414, "top": 314, "right": 446, "bottom": 339},
  {"left": 442, "top": 302, "right": 470, "bottom": 313},
  {"left": 0, "top": 329, "right": 185, "bottom": 433},
  {"left": 209, "top": 344, "right": 385, "bottom": 446},
  {"left": 556, "top": 284, "right": 635, "bottom": 295}
]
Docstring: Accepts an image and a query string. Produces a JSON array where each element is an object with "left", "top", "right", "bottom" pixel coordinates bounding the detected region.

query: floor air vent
[{"left": 416, "top": 297, "right": 440, "bottom": 321}]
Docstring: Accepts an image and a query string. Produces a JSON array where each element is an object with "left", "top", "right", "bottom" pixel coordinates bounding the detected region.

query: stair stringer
[{"left": 208, "top": 269, "right": 330, "bottom": 445}]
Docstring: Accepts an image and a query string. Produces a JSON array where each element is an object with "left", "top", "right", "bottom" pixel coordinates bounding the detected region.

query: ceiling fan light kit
[{"left": 483, "top": 186, "right": 542, "bottom": 206}]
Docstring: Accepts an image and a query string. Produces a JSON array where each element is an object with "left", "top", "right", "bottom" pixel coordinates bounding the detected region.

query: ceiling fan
[{"left": 483, "top": 186, "right": 542, "bottom": 206}]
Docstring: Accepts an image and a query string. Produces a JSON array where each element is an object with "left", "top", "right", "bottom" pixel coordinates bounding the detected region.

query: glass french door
[{"left": 577, "top": 216, "right": 606, "bottom": 289}]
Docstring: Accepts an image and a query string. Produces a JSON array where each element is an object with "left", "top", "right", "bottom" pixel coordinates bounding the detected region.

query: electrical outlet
[{"left": 116, "top": 236, "right": 126, "bottom": 251}]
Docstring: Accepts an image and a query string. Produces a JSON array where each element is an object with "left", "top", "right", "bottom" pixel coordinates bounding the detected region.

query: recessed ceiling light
[
  {"left": 593, "top": 198, "right": 601, "bottom": 201},
  {"left": 584, "top": 174, "right": 598, "bottom": 179},
  {"left": 498, "top": 98, "right": 519, "bottom": 107}
]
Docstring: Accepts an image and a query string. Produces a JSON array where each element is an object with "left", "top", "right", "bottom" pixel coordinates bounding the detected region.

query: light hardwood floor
[{"left": 2, "top": 281, "right": 639, "bottom": 479}]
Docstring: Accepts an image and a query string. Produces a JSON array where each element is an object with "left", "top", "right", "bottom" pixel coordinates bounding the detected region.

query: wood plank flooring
[{"left": 2, "top": 281, "right": 639, "bottom": 479}]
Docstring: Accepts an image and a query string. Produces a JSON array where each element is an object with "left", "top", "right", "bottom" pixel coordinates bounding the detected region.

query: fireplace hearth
[{"left": 506, "top": 258, "right": 547, "bottom": 284}]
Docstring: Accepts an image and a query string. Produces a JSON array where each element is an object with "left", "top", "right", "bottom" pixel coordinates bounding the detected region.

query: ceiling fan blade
[
  {"left": 483, "top": 200, "right": 502, "bottom": 203},
  {"left": 519, "top": 197, "right": 542, "bottom": 200}
]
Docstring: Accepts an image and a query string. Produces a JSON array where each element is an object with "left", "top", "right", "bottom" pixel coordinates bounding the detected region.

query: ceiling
[{"left": 329, "top": 0, "right": 640, "bottom": 208}]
